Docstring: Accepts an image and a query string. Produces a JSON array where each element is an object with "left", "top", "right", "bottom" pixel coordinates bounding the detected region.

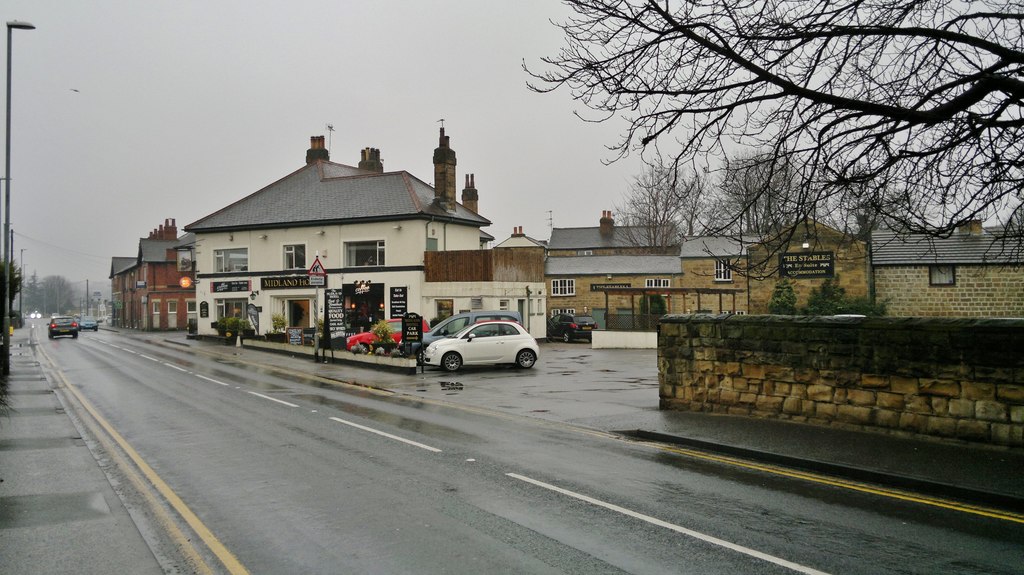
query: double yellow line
[
  {"left": 652, "top": 443, "right": 1024, "bottom": 524},
  {"left": 40, "top": 345, "right": 250, "bottom": 574}
]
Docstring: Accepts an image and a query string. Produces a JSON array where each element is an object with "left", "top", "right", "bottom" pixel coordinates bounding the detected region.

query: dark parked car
[
  {"left": 48, "top": 316, "right": 79, "bottom": 339},
  {"left": 546, "top": 314, "right": 597, "bottom": 342}
]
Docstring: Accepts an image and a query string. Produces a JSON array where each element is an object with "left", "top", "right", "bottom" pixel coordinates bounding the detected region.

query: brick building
[{"left": 109, "top": 219, "right": 196, "bottom": 330}]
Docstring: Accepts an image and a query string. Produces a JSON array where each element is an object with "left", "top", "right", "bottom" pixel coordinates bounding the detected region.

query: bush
[
  {"left": 800, "top": 275, "right": 887, "bottom": 316},
  {"left": 371, "top": 319, "right": 395, "bottom": 344},
  {"left": 768, "top": 278, "right": 798, "bottom": 315},
  {"left": 271, "top": 313, "right": 287, "bottom": 333}
]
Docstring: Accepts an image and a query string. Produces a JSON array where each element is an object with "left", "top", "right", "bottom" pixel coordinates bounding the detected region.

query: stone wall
[
  {"left": 658, "top": 314, "right": 1024, "bottom": 447},
  {"left": 874, "top": 265, "right": 1024, "bottom": 318}
]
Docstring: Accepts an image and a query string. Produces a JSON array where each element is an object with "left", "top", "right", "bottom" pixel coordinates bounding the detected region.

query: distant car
[
  {"left": 546, "top": 313, "right": 598, "bottom": 342},
  {"left": 30, "top": 310, "right": 41, "bottom": 319},
  {"left": 422, "top": 320, "right": 539, "bottom": 372},
  {"left": 79, "top": 316, "right": 99, "bottom": 331},
  {"left": 48, "top": 316, "right": 79, "bottom": 339},
  {"left": 345, "top": 317, "right": 430, "bottom": 351}
]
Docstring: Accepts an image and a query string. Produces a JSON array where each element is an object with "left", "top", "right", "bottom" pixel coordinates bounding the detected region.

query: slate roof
[
  {"left": 139, "top": 238, "right": 180, "bottom": 263},
  {"left": 185, "top": 161, "right": 490, "bottom": 232},
  {"left": 109, "top": 256, "right": 136, "bottom": 278},
  {"left": 679, "top": 236, "right": 746, "bottom": 258},
  {"left": 547, "top": 226, "right": 646, "bottom": 250},
  {"left": 871, "top": 228, "right": 1022, "bottom": 265},
  {"left": 546, "top": 255, "right": 681, "bottom": 276}
]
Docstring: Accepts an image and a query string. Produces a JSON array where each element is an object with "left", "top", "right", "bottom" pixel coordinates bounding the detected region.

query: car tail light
[
  {"left": 72, "top": 322, "right": 78, "bottom": 328},
  {"left": 569, "top": 323, "right": 578, "bottom": 329},
  {"left": 49, "top": 323, "right": 56, "bottom": 329}
]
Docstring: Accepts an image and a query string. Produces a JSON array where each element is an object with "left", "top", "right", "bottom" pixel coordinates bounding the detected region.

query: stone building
[{"left": 872, "top": 222, "right": 1024, "bottom": 317}]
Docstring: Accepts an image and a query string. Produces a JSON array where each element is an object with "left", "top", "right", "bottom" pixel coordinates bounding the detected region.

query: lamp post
[
  {"left": 3, "top": 20, "right": 34, "bottom": 375},
  {"left": 18, "top": 247, "right": 24, "bottom": 321}
]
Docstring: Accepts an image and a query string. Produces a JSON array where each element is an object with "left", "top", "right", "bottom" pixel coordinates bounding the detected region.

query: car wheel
[
  {"left": 48, "top": 334, "right": 53, "bottom": 339},
  {"left": 515, "top": 349, "right": 537, "bottom": 369},
  {"left": 562, "top": 332, "right": 571, "bottom": 343},
  {"left": 441, "top": 351, "right": 462, "bottom": 372},
  {"left": 72, "top": 333, "right": 78, "bottom": 339}
]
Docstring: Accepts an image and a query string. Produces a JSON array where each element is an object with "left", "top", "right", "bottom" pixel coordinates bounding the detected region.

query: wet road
[{"left": 36, "top": 328, "right": 1024, "bottom": 574}]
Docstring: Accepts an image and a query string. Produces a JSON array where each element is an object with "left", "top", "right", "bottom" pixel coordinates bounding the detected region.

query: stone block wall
[
  {"left": 874, "top": 265, "right": 1024, "bottom": 317},
  {"left": 658, "top": 314, "right": 1024, "bottom": 447}
]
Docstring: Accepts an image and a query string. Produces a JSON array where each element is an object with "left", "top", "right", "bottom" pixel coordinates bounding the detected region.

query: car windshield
[
  {"left": 573, "top": 316, "right": 594, "bottom": 323},
  {"left": 82, "top": 316, "right": 96, "bottom": 322}
]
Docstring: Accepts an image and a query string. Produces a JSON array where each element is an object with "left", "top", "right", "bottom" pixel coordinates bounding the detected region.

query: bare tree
[
  {"left": 616, "top": 153, "right": 709, "bottom": 251},
  {"left": 528, "top": 0, "right": 1024, "bottom": 258}
]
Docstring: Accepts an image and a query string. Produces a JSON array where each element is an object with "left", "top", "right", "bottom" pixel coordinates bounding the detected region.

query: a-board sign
[
  {"left": 287, "top": 327, "right": 304, "bottom": 345},
  {"left": 402, "top": 312, "right": 423, "bottom": 343}
]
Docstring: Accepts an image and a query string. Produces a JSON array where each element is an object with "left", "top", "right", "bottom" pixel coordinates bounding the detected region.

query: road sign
[{"left": 308, "top": 256, "right": 326, "bottom": 276}]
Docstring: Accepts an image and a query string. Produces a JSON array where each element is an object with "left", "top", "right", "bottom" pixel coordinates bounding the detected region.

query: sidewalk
[{"left": 0, "top": 330, "right": 163, "bottom": 574}]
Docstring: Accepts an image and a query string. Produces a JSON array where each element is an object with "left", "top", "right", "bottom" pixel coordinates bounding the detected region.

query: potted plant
[
  {"left": 368, "top": 319, "right": 397, "bottom": 354},
  {"left": 265, "top": 313, "right": 288, "bottom": 343},
  {"left": 223, "top": 316, "right": 242, "bottom": 344}
]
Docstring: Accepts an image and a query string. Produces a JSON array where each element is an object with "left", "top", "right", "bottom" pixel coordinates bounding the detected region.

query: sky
[{"left": 2, "top": 1, "right": 645, "bottom": 295}]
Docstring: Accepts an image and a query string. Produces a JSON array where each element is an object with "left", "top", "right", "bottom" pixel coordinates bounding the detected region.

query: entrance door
[
  {"left": 167, "top": 301, "right": 178, "bottom": 329},
  {"left": 288, "top": 299, "right": 311, "bottom": 327}
]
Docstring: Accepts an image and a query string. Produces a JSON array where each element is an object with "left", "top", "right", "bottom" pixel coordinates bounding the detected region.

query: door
[
  {"left": 461, "top": 323, "right": 505, "bottom": 363},
  {"left": 167, "top": 301, "right": 178, "bottom": 329}
]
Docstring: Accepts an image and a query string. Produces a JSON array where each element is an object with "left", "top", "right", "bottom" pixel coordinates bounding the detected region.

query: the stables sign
[
  {"left": 779, "top": 252, "right": 835, "bottom": 278},
  {"left": 262, "top": 276, "right": 313, "bottom": 288}
]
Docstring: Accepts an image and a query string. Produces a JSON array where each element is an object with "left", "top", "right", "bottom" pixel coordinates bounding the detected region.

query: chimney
[
  {"left": 164, "top": 218, "right": 178, "bottom": 239},
  {"left": 358, "top": 147, "right": 384, "bottom": 173},
  {"left": 512, "top": 226, "right": 525, "bottom": 238},
  {"left": 306, "top": 135, "right": 329, "bottom": 164},
  {"left": 957, "top": 220, "right": 984, "bottom": 236},
  {"left": 432, "top": 127, "right": 457, "bottom": 212},
  {"left": 461, "top": 173, "right": 479, "bottom": 213},
  {"left": 599, "top": 210, "right": 614, "bottom": 236}
]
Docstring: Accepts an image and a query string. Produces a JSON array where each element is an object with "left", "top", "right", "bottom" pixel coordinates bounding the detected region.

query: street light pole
[
  {"left": 18, "top": 247, "right": 24, "bottom": 321},
  {"left": 3, "top": 20, "right": 34, "bottom": 376}
]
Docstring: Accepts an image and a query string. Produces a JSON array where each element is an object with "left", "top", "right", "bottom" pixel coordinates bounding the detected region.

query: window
[
  {"left": 499, "top": 299, "right": 509, "bottom": 311},
  {"left": 715, "top": 260, "right": 733, "bottom": 282},
  {"left": 284, "top": 244, "right": 306, "bottom": 269},
  {"left": 646, "top": 278, "right": 670, "bottom": 288},
  {"left": 435, "top": 299, "right": 454, "bottom": 321},
  {"left": 551, "top": 279, "right": 575, "bottom": 296},
  {"left": 186, "top": 301, "right": 197, "bottom": 314},
  {"left": 551, "top": 308, "right": 576, "bottom": 316},
  {"left": 152, "top": 301, "right": 160, "bottom": 314},
  {"left": 168, "top": 301, "right": 177, "bottom": 315},
  {"left": 930, "top": 265, "right": 956, "bottom": 286},
  {"left": 471, "top": 297, "right": 483, "bottom": 310},
  {"left": 346, "top": 240, "right": 385, "bottom": 266},
  {"left": 216, "top": 299, "right": 247, "bottom": 319},
  {"left": 426, "top": 237, "right": 438, "bottom": 252},
  {"left": 214, "top": 248, "right": 248, "bottom": 273}
]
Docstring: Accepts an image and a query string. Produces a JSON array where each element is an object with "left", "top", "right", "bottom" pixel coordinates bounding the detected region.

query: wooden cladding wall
[{"left": 425, "top": 248, "right": 544, "bottom": 283}]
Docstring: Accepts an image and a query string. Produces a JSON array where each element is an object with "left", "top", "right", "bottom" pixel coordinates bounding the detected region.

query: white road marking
[
  {"left": 140, "top": 354, "right": 160, "bottom": 362},
  {"left": 196, "top": 374, "right": 231, "bottom": 387},
  {"left": 163, "top": 362, "right": 188, "bottom": 372},
  {"left": 506, "top": 473, "right": 832, "bottom": 575},
  {"left": 329, "top": 417, "right": 442, "bottom": 453},
  {"left": 247, "top": 392, "right": 299, "bottom": 408}
]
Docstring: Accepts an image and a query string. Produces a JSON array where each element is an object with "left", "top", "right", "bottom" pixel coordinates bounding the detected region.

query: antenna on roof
[
  {"left": 547, "top": 210, "right": 553, "bottom": 233},
  {"left": 326, "top": 124, "right": 335, "bottom": 153},
  {"left": 437, "top": 118, "right": 445, "bottom": 128}
]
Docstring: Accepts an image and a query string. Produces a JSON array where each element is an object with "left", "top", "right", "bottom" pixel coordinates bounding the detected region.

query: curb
[{"left": 623, "top": 429, "right": 1024, "bottom": 513}]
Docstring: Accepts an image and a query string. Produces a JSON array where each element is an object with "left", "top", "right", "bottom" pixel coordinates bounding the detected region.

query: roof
[
  {"left": 871, "top": 228, "right": 1022, "bottom": 265},
  {"left": 546, "top": 255, "right": 682, "bottom": 276},
  {"left": 548, "top": 226, "right": 649, "bottom": 250},
  {"left": 185, "top": 161, "right": 490, "bottom": 232},
  {"left": 494, "top": 235, "right": 547, "bottom": 249},
  {"left": 109, "top": 256, "right": 136, "bottom": 278},
  {"left": 679, "top": 236, "right": 746, "bottom": 258},
  {"left": 139, "top": 238, "right": 180, "bottom": 263},
  {"left": 174, "top": 232, "right": 195, "bottom": 249}
]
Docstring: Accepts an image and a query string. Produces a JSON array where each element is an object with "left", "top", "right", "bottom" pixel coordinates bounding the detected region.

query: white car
[{"left": 423, "top": 320, "right": 539, "bottom": 372}]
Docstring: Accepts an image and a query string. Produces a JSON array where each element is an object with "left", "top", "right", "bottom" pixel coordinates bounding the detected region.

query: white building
[{"left": 185, "top": 131, "right": 545, "bottom": 340}]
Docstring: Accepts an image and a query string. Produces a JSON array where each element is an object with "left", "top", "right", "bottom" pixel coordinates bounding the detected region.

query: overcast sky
[{"left": 2, "top": 1, "right": 644, "bottom": 293}]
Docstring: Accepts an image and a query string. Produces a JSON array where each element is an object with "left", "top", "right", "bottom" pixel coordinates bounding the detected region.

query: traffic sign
[{"left": 308, "top": 256, "right": 326, "bottom": 276}]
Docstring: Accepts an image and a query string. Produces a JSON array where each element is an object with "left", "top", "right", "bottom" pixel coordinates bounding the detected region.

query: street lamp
[
  {"left": 4, "top": 20, "right": 35, "bottom": 376},
  {"left": 19, "top": 247, "right": 24, "bottom": 321}
]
